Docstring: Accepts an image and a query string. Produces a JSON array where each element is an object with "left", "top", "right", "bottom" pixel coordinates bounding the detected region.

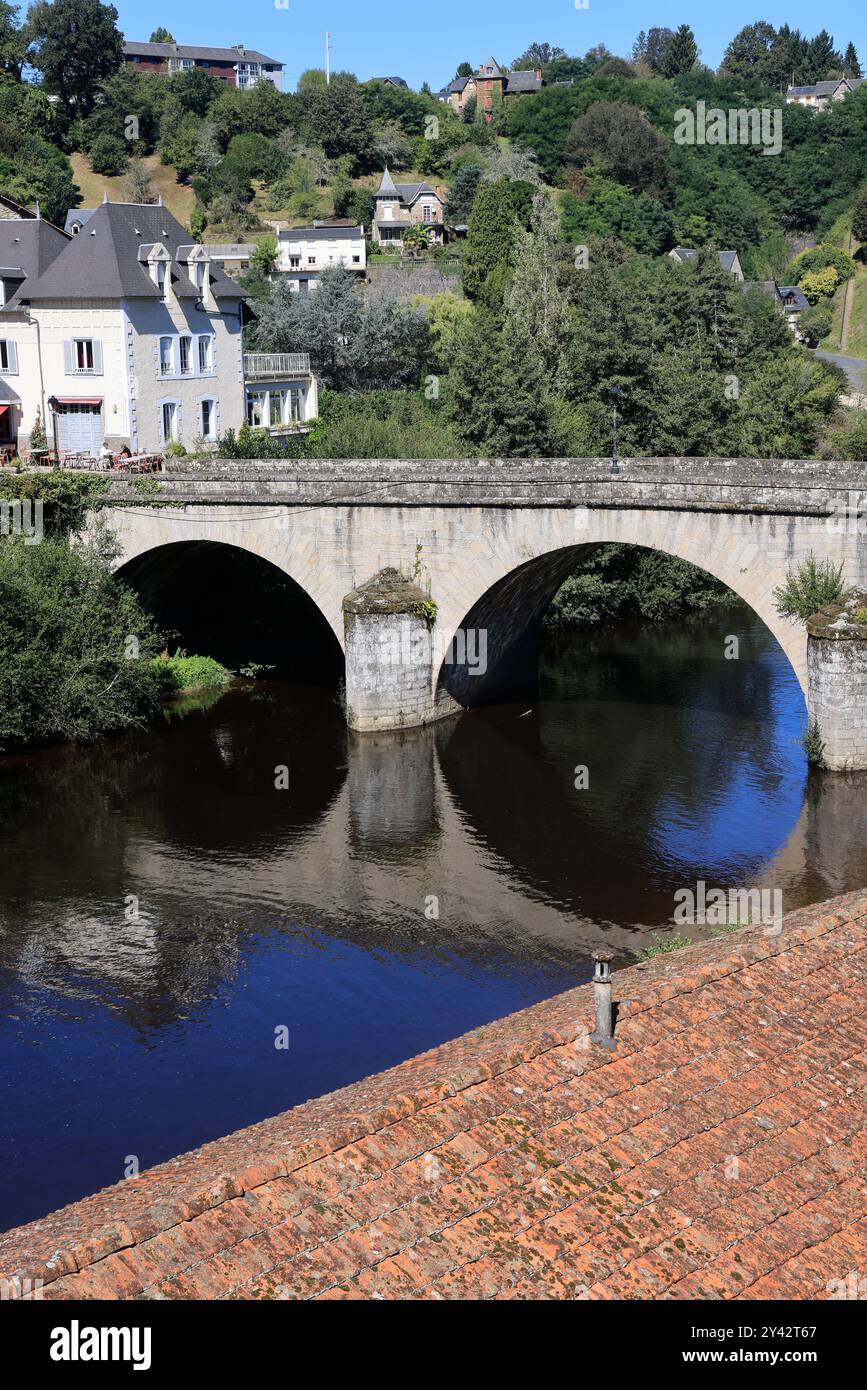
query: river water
[{"left": 1, "top": 601, "right": 865, "bottom": 1229}]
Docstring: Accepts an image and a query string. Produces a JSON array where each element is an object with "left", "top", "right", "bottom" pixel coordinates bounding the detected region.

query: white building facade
[
  {"left": 274, "top": 225, "right": 366, "bottom": 291},
  {"left": 0, "top": 201, "right": 318, "bottom": 457}
]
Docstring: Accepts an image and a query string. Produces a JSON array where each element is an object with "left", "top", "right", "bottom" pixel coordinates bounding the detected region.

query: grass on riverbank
[{"left": 152, "top": 653, "right": 231, "bottom": 699}]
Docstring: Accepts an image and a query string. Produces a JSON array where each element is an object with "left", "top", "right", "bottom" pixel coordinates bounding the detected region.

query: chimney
[
  {"left": 534, "top": 67, "right": 542, "bottom": 81},
  {"left": 590, "top": 952, "right": 617, "bottom": 1049}
]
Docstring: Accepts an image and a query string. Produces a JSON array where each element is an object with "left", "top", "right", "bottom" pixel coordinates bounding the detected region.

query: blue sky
[{"left": 115, "top": 2, "right": 867, "bottom": 92}]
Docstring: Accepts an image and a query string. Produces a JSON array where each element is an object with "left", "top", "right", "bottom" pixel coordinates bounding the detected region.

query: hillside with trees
[{"left": 2, "top": 3, "right": 867, "bottom": 460}]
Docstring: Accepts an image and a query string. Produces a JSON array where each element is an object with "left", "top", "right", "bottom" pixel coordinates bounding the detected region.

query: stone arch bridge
[{"left": 99, "top": 457, "right": 867, "bottom": 768}]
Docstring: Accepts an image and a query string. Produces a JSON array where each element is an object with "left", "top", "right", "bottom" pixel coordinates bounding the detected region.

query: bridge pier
[
  {"left": 342, "top": 569, "right": 460, "bottom": 734},
  {"left": 807, "top": 590, "right": 867, "bottom": 771}
]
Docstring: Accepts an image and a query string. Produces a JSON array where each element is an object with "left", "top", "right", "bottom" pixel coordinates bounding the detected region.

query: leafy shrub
[
  {"left": 799, "top": 267, "right": 840, "bottom": 303},
  {"left": 152, "top": 653, "right": 231, "bottom": 697},
  {"left": 798, "top": 301, "right": 833, "bottom": 347},
  {"left": 0, "top": 535, "right": 163, "bottom": 750},
  {"left": 773, "top": 554, "right": 845, "bottom": 620},
  {"left": 785, "top": 244, "right": 857, "bottom": 285},
  {"left": 802, "top": 720, "right": 825, "bottom": 767},
  {"left": 89, "top": 132, "right": 129, "bottom": 176}
]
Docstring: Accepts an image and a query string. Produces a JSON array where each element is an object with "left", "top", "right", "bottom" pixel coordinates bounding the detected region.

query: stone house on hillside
[
  {"left": 441, "top": 57, "right": 544, "bottom": 120},
  {"left": 372, "top": 169, "right": 445, "bottom": 249}
]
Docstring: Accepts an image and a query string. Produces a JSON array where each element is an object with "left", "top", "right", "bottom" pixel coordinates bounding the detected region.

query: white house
[
  {"left": 786, "top": 76, "right": 864, "bottom": 109},
  {"left": 0, "top": 199, "right": 318, "bottom": 457},
  {"left": 274, "top": 225, "right": 366, "bottom": 291}
]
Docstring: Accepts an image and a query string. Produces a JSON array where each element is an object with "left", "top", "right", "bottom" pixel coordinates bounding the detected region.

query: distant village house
[
  {"left": 440, "top": 56, "right": 544, "bottom": 121},
  {"left": 123, "top": 41, "right": 284, "bottom": 91},
  {"left": 372, "top": 170, "right": 444, "bottom": 250}
]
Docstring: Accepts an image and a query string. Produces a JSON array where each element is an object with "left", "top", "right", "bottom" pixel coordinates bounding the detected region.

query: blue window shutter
[
  {"left": 63, "top": 340, "right": 74, "bottom": 373},
  {"left": 92, "top": 341, "right": 103, "bottom": 374}
]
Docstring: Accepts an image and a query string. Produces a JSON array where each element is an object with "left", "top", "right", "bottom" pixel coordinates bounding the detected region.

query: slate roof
[
  {"left": 505, "top": 69, "right": 543, "bottom": 93},
  {"left": 371, "top": 76, "right": 408, "bottom": 88},
  {"left": 670, "top": 247, "right": 740, "bottom": 274},
  {"left": 375, "top": 169, "right": 440, "bottom": 206},
  {"left": 24, "top": 203, "right": 246, "bottom": 302},
  {"left": 0, "top": 218, "right": 70, "bottom": 308},
  {"left": 123, "top": 41, "right": 282, "bottom": 67},
  {"left": 778, "top": 284, "right": 810, "bottom": 311},
  {"left": 447, "top": 77, "right": 469, "bottom": 94},
  {"left": 64, "top": 207, "right": 97, "bottom": 235},
  {"left": 787, "top": 78, "right": 864, "bottom": 97},
  {"left": 1, "top": 889, "right": 864, "bottom": 1301}
]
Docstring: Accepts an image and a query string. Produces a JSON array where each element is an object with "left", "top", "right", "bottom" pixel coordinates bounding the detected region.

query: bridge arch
[
  {"left": 432, "top": 515, "right": 807, "bottom": 708},
  {"left": 114, "top": 537, "right": 344, "bottom": 683}
]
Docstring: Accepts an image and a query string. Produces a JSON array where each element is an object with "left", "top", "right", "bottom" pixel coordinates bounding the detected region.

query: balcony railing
[{"left": 244, "top": 352, "right": 311, "bottom": 380}]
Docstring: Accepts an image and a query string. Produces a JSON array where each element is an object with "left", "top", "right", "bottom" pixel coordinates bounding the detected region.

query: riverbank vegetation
[
  {"left": 152, "top": 653, "right": 232, "bottom": 698},
  {"left": 0, "top": 519, "right": 233, "bottom": 751},
  {"left": 544, "top": 545, "right": 728, "bottom": 630},
  {"left": 0, "top": 533, "right": 165, "bottom": 751}
]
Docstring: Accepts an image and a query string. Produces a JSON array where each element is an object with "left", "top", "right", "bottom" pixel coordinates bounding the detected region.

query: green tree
[
  {"left": 411, "top": 292, "right": 474, "bottom": 373},
  {"left": 843, "top": 42, "right": 862, "bottom": 78},
  {"left": 149, "top": 26, "right": 173, "bottom": 42},
  {"left": 88, "top": 130, "right": 127, "bottom": 175},
  {"left": 0, "top": 0, "right": 26, "bottom": 78},
  {"left": 631, "top": 27, "right": 674, "bottom": 72},
  {"left": 301, "top": 71, "right": 376, "bottom": 173},
  {"left": 852, "top": 186, "right": 867, "bottom": 243},
  {"left": 565, "top": 101, "right": 669, "bottom": 196},
  {"left": 122, "top": 158, "right": 155, "bottom": 202},
  {"left": 447, "top": 308, "right": 554, "bottom": 456},
  {"left": 253, "top": 267, "right": 428, "bottom": 391},
  {"left": 170, "top": 64, "right": 219, "bottom": 117},
  {"left": 445, "top": 162, "right": 482, "bottom": 222},
  {"left": 252, "top": 236, "right": 277, "bottom": 276},
  {"left": 720, "top": 21, "right": 779, "bottom": 84},
  {"left": 503, "top": 190, "right": 572, "bottom": 389},
  {"left": 797, "top": 301, "right": 833, "bottom": 346},
  {"left": 24, "top": 0, "right": 123, "bottom": 117},
  {"left": 461, "top": 177, "right": 519, "bottom": 304},
  {"left": 737, "top": 356, "right": 840, "bottom": 457},
  {"left": 512, "top": 42, "right": 565, "bottom": 70},
  {"left": 660, "top": 25, "right": 698, "bottom": 77},
  {"left": 804, "top": 29, "right": 840, "bottom": 82},
  {"left": 0, "top": 532, "right": 164, "bottom": 750}
]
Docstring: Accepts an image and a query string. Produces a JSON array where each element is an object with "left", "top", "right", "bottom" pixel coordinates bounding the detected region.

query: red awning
[
  {"left": 0, "top": 405, "right": 8, "bottom": 417},
  {"left": 54, "top": 397, "right": 103, "bottom": 407}
]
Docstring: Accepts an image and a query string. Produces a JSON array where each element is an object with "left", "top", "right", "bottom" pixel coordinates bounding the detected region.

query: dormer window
[{"left": 154, "top": 261, "right": 167, "bottom": 296}]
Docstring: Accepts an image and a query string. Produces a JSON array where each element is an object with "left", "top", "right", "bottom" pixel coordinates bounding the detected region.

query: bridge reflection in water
[{"left": 0, "top": 602, "right": 865, "bottom": 1230}]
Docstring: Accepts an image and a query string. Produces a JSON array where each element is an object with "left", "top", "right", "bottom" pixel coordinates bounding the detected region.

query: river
[{"left": 1, "top": 600, "right": 865, "bottom": 1230}]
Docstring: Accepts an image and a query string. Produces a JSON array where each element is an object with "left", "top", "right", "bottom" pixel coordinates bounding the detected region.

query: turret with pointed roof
[{"left": 377, "top": 167, "right": 399, "bottom": 197}]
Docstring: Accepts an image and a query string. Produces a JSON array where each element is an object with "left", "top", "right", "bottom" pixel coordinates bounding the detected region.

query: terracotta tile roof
[{"left": 2, "top": 891, "right": 866, "bottom": 1301}]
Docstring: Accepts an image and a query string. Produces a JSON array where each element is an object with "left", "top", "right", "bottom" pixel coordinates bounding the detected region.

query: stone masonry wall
[{"left": 807, "top": 590, "right": 867, "bottom": 771}]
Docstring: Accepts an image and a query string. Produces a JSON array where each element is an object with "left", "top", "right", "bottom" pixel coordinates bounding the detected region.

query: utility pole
[{"left": 326, "top": 32, "right": 331, "bottom": 85}]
